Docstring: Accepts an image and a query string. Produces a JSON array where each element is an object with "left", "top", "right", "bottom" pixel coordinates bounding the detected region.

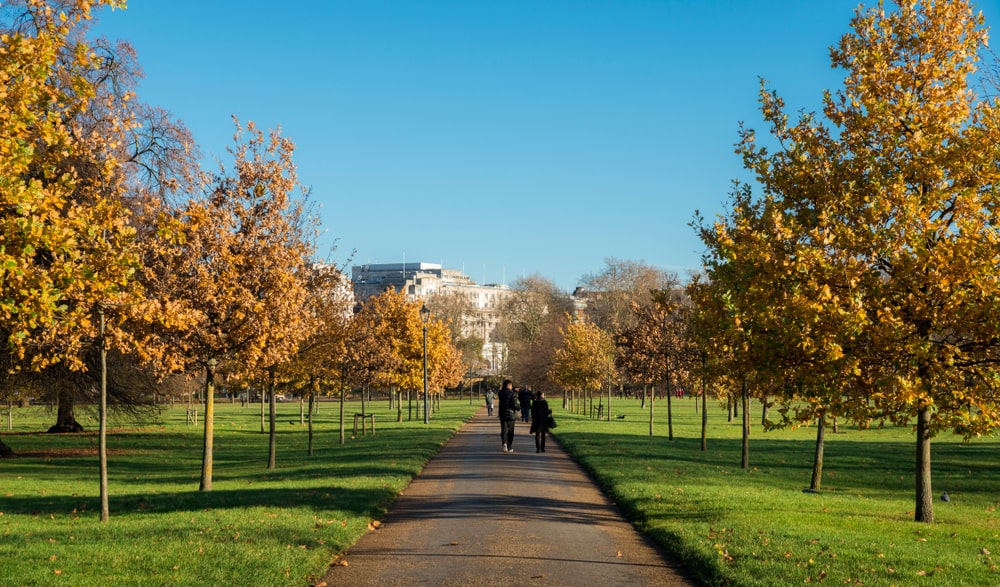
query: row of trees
[
  {"left": 0, "top": 0, "right": 465, "bottom": 504},
  {"left": 541, "top": 0, "right": 1000, "bottom": 526},
  {"left": 4, "top": 0, "right": 998, "bottom": 528}
]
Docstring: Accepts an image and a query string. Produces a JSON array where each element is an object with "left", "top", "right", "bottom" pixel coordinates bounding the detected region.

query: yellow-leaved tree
[
  {"left": 729, "top": 0, "right": 1000, "bottom": 522},
  {"left": 0, "top": 0, "right": 147, "bottom": 461},
  {"left": 549, "top": 317, "right": 616, "bottom": 417}
]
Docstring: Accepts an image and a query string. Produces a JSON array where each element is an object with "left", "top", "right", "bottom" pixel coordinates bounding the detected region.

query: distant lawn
[
  {"left": 0, "top": 398, "right": 479, "bottom": 587},
  {"left": 553, "top": 395, "right": 1000, "bottom": 587}
]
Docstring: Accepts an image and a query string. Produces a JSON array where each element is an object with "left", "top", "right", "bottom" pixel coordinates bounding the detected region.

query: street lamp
[{"left": 421, "top": 303, "right": 431, "bottom": 424}]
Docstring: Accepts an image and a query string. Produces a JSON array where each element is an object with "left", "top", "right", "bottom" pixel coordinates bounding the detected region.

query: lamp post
[{"left": 421, "top": 303, "right": 431, "bottom": 424}]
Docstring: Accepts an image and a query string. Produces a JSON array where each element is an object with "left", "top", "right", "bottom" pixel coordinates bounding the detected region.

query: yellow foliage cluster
[{"left": 692, "top": 0, "right": 1000, "bottom": 522}]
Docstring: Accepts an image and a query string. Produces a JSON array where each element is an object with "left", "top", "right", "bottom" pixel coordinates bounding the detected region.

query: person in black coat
[
  {"left": 529, "top": 390, "right": 551, "bottom": 453},
  {"left": 497, "top": 379, "right": 519, "bottom": 452},
  {"left": 518, "top": 386, "right": 533, "bottom": 422}
]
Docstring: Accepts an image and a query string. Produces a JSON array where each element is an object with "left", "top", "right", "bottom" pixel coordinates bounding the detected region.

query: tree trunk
[
  {"left": 339, "top": 383, "right": 346, "bottom": 445},
  {"left": 259, "top": 390, "right": 265, "bottom": 433},
  {"left": 648, "top": 386, "right": 655, "bottom": 437},
  {"left": 307, "top": 392, "right": 315, "bottom": 457},
  {"left": 48, "top": 388, "right": 84, "bottom": 433},
  {"left": 700, "top": 361, "right": 708, "bottom": 452},
  {"left": 700, "top": 384, "right": 708, "bottom": 451},
  {"left": 267, "top": 370, "right": 277, "bottom": 470},
  {"left": 915, "top": 406, "right": 934, "bottom": 523},
  {"left": 810, "top": 412, "right": 825, "bottom": 491},
  {"left": 760, "top": 395, "right": 769, "bottom": 426},
  {"left": 665, "top": 377, "right": 674, "bottom": 440},
  {"left": 741, "top": 379, "right": 749, "bottom": 469},
  {"left": 199, "top": 360, "right": 217, "bottom": 491},
  {"left": 98, "top": 307, "right": 109, "bottom": 522},
  {"left": 0, "top": 437, "right": 12, "bottom": 458}
]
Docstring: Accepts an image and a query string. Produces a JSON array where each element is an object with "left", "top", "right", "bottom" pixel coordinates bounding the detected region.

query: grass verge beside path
[
  {"left": 553, "top": 397, "right": 1000, "bottom": 587},
  {"left": 1, "top": 400, "right": 478, "bottom": 587}
]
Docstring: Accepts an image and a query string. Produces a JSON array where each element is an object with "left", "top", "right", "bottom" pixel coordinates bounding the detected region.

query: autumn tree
[
  {"left": 616, "top": 285, "right": 692, "bottom": 438},
  {"left": 550, "top": 317, "right": 616, "bottom": 417},
  {"left": 342, "top": 291, "right": 400, "bottom": 435},
  {"left": 0, "top": 0, "right": 199, "bottom": 442},
  {"left": 0, "top": 0, "right": 171, "bottom": 469},
  {"left": 427, "top": 289, "right": 482, "bottom": 386},
  {"left": 733, "top": 0, "right": 1000, "bottom": 521},
  {"left": 691, "top": 183, "right": 792, "bottom": 469},
  {"left": 269, "top": 264, "right": 350, "bottom": 458},
  {"left": 138, "top": 120, "right": 314, "bottom": 490}
]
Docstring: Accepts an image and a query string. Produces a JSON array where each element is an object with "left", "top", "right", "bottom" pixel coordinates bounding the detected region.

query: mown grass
[
  {"left": 553, "top": 396, "right": 1000, "bottom": 586},
  {"left": 0, "top": 399, "right": 479, "bottom": 586},
  {"left": 5, "top": 396, "right": 1000, "bottom": 586}
]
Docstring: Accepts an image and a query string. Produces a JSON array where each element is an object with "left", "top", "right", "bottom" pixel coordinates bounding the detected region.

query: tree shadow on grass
[
  {"left": 2, "top": 424, "right": 457, "bottom": 521},
  {"left": 558, "top": 429, "right": 1000, "bottom": 498}
]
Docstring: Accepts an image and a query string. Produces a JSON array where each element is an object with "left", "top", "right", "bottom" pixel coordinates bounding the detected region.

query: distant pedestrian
[
  {"left": 518, "top": 386, "right": 533, "bottom": 422},
  {"left": 530, "top": 390, "right": 552, "bottom": 453},
  {"left": 498, "top": 380, "right": 519, "bottom": 452},
  {"left": 485, "top": 389, "right": 496, "bottom": 416}
]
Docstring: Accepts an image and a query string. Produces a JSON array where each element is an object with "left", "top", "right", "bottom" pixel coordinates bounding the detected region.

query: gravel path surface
[{"left": 320, "top": 410, "right": 696, "bottom": 587}]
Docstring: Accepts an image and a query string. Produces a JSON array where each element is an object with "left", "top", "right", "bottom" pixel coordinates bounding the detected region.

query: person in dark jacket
[
  {"left": 529, "top": 390, "right": 551, "bottom": 453},
  {"left": 497, "top": 379, "right": 519, "bottom": 452},
  {"left": 518, "top": 386, "right": 533, "bottom": 422}
]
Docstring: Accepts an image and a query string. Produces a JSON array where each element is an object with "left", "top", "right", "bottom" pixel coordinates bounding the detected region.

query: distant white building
[{"left": 351, "top": 262, "right": 511, "bottom": 372}]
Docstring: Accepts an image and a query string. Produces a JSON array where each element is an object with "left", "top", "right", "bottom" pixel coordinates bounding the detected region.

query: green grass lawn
[
  {"left": 553, "top": 395, "right": 1000, "bottom": 587},
  {"left": 0, "top": 398, "right": 478, "bottom": 587},
  {"left": 3, "top": 395, "right": 999, "bottom": 586}
]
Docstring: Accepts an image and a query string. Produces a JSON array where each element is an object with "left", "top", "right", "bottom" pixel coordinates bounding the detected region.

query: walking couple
[{"left": 497, "top": 379, "right": 552, "bottom": 453}]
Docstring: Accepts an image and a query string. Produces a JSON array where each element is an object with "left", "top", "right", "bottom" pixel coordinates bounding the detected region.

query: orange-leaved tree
[
  {"left": 276, "top": 264, "right": 352, "bottom": 455},
  {"left": 138, "top": 119, "right": 314, "bottom": 490}
]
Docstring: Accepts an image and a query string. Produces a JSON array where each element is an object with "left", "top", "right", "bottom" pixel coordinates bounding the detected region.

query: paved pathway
[{"left": 320, "top": 410, "right": 696, "bottom": 586}]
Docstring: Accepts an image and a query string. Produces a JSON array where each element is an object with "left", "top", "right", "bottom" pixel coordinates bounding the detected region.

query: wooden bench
[{"left": 353, "top": 413, "right": 375, "bottom": 436}]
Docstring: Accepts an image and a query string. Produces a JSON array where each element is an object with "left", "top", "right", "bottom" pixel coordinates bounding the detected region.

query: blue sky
[{"left": 92, "top": 1, "right": 1000, "bottom": 292}]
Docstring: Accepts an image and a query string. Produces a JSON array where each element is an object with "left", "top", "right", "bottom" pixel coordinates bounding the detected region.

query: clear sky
[{"left": 91, "top": 1, "right": 1000, "bottom": 292}]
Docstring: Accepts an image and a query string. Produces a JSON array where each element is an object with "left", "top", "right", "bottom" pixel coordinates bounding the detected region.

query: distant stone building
[{"left": 351, "top": 262, "right": 511, "bottom": 372}]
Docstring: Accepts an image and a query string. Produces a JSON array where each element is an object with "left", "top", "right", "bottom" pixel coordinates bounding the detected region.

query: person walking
[
  {"left": 518, "top": 386, "right": 533, "bottom": 423},
  {"left": 485, "top": 389, "right": 496, "bottom": 416},
  {"left": 498, "top": 380, "right": 519, "bottom": 452},
  {"left": 529, "top": 390, "right": 552, "bottom": 453}
]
